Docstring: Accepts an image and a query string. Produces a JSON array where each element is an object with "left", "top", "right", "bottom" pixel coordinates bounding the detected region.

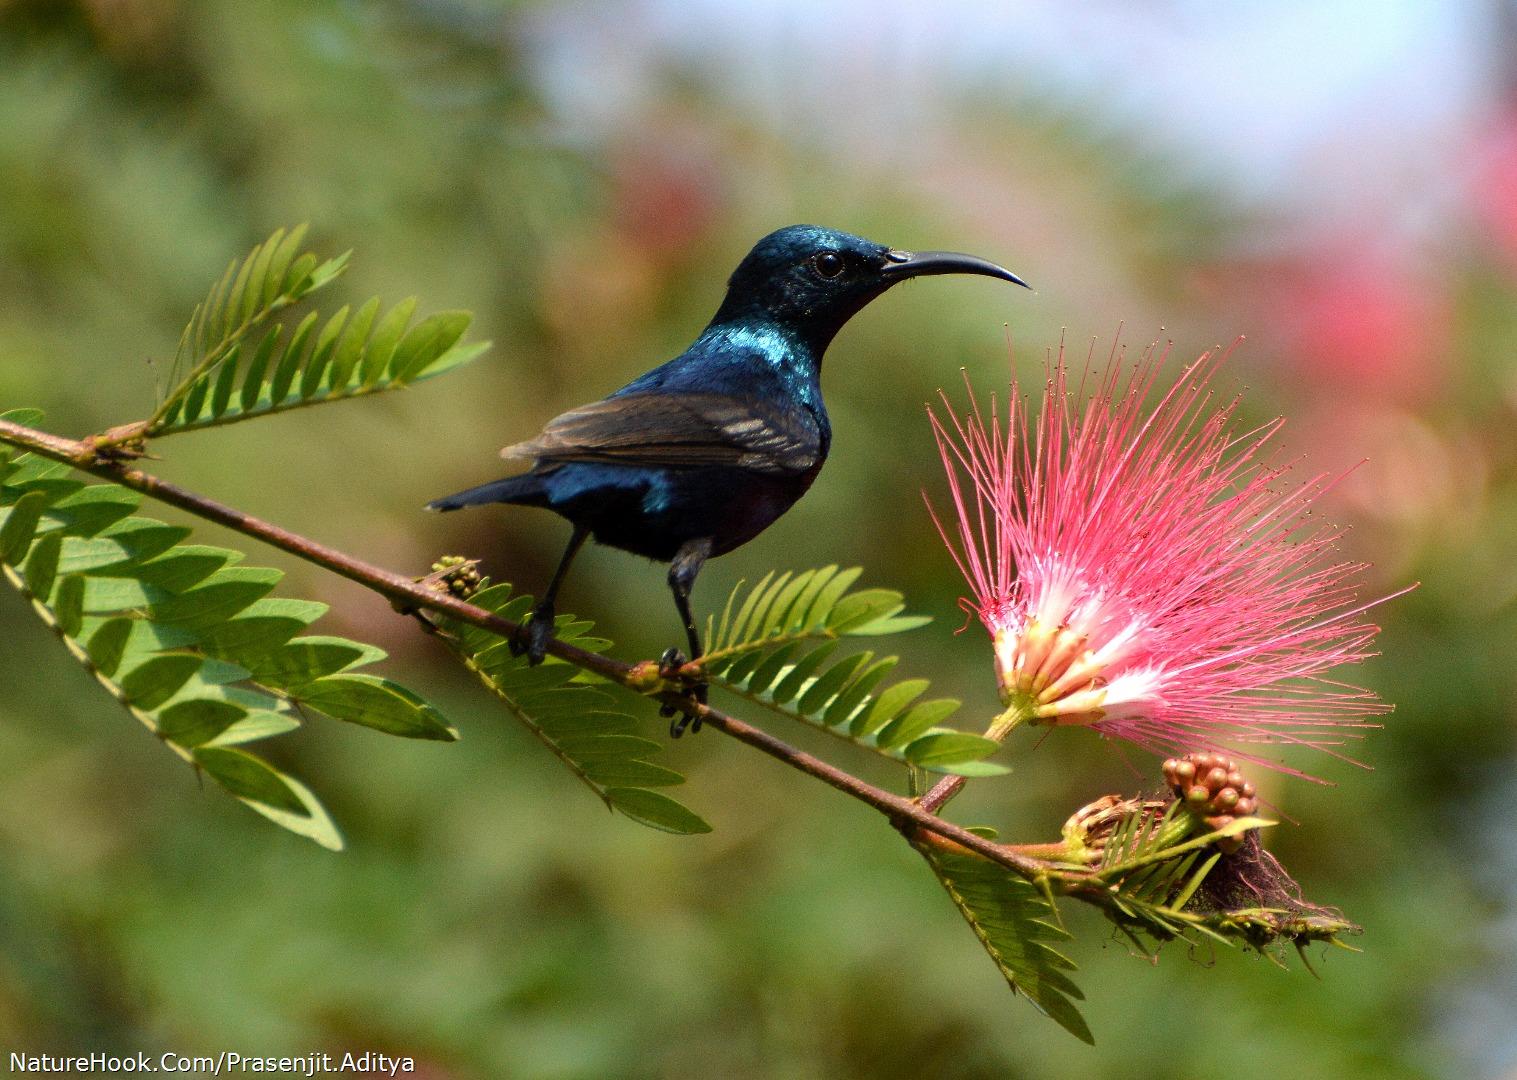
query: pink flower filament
[{"left": 926, "top": 338, "right": 1412, "bottom": 777}]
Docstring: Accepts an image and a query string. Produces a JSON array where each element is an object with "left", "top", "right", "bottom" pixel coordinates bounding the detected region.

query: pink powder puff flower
[{"left": 927, "top": 338, "right": 1412, "bottom": 778}]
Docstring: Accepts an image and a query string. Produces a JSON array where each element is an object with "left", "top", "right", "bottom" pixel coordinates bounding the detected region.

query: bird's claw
[
  {"left": 510, "top": 603, "right": 555, "bottom": 665},
  {"left": 657, "top": 647, "right": 707, "bottom": 737}
]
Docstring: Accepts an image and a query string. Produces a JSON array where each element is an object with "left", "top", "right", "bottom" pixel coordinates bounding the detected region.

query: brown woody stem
[
  {"left": 0, "top": 415, "right": 1059, "bottom": 881},
  {"left": 917, "top": 702, "right": 1029, "bottom": 815}
]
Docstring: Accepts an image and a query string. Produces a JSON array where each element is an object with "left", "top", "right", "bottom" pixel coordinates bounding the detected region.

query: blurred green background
[{"left": 2, "top": 1, "right": 1514, "bottom": 1077}]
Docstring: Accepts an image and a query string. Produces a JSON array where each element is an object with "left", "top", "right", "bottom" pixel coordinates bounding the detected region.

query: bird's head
[{"left": 712, "top": 224, "right": 1028, "bottom": 349}]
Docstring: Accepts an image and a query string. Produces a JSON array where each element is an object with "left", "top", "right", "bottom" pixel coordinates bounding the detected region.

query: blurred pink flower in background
[
  {"left": 1295, "top": 402, "right": 1491, "bottom": 575},
  {"left": 1277, "top": 250, "right": 1452, "bottom": 403},
  {"left": 1190, "top": 232, "right": 1454, "bottom": 409},
  {"left": 609, "top": 123, "right": 726, "bottom": 260},
  {"left": 928, "top": 338, "right": 1411, "bottom": 778},
  {"left": 1474, "top": 107, "right": 1517, "bottom": 272}
]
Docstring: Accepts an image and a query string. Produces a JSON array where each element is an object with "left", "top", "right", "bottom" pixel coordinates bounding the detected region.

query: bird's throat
[{"left": 698, "top": 320, "right": 827, "bottom": 388}]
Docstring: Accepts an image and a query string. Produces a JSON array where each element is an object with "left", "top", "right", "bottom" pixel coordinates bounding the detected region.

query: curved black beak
[{"left": 880, "top": 249, "right": 1031, "bottom": 290}]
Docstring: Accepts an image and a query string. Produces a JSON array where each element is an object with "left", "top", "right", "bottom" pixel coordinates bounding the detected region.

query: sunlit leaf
[
  {"left": 605, "top": 788, "right": 713, "bottom": 835},
  {"left": 296, "top": 674, "right": 457, "bottom": 740},
  {"left": 193, "top": 746, "right": 306, "bottom": 814},
  {"left": 918, "top": 841, "right": 1091, "bottom": 1044},
  {"left": 435, "top": 585, "right": 710, "bottom": 834}
]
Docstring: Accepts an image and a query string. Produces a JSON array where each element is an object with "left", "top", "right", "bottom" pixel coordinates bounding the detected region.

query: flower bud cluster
[
  {"left": 428, "top": 555, "right": 482, "bottom": 599},
  {"left": 1163, "top": 752, "right": 1258, "bottom": 854}
]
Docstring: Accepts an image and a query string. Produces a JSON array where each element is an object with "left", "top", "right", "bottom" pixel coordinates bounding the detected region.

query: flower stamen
[{"left": 927, "top": 337, "right": 1409, "bottom": 778}]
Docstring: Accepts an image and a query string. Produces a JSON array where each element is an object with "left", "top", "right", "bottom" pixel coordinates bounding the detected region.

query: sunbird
[{"left": 429, "top": 224, "right": 1027, "bottom": 730}]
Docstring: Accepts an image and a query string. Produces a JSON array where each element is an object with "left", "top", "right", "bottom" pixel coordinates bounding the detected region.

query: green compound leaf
[
  {"left": 192, "top": 747, "right": 342, "bottom": 851},
  {"left": 916, "top": 839, "right": 1092, "bottom": 1044},
  {"left": 54, "top": 521, "right": 190, "bottom": 575},
  {"left": 0, "top": 490, "right": 49, "bottom": 562},
  {"left": 119, "top": 654, "right": 204, "bottom": 710},
  {"left": 155, "top": 225, "right": 351, "bottom": 431},
  {"left": 158, "top": 699, "right": 247, "bottom": 748},
  {"left": 1082, "top": 801, "right": 1321, "bottom": 958},
  {"left": 296, "top": 674, "right": 457, "bottom": 741},
  {"left": 436, "top": 584, "right": 711, "bottom": 836},
  {"left": 155, "top": 296, "right": 486, "bottom": 439},
  {"left": 141, "top": 227, "right": 485, "bottom": 439},
  {"left": 0, "top": 437, "right": 456, "bottom": 848},
  {"left": 605, "top": 788, "right": 714, "bottom": 835},
  {"left": 193, "top": 746, "right": 306, "bottom": 813},
  {"left": 242, "top": 635, "right": 378, "bottom": 687},
  {"left": 700, "top": 567, "right": 1003, "bottom": 776},
  {"left": 389, "top": 310, "right": 473, "bottom": 380}
]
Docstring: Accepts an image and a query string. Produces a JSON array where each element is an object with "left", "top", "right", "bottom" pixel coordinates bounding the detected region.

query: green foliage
[
  {"left": 1091, "top": 801, "right": 1233, "bottom": 948},
  {"left": 147, "top": 226, "right": 488, "bottom": 437},
  {"left": 154, "top": 225, "right": 347, "bottom": 427},
  {"left": 435, "top": 584, "right": 711, "bottom": 835},
  {"left": 915, "top": 835, "right": 1092, "bottom": 1044},
  {"left": 1, "top": 416, "right": 456, "bottom": 849},
  {"left": 0, "top": 219, "right": 1367, "bottom": 1047},
  {"left": 911, "top": 802, "right": 1346, "bottom": 1042},
  {"left": 700, "top": 567, "right": 1005, "bottom": 776},
  {"left": 1081, "top": 805, "right": 1351, "bottom": 960}
]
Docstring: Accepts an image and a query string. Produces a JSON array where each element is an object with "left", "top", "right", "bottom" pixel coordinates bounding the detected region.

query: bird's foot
[
  {"left": 509, "top": 602, "right": 555, "bottom": 665},
  {"left": 656, "top": 647, "right": 708, "bottom": 737}
]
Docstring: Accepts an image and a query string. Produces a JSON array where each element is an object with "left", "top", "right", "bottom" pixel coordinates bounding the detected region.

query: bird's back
[{"left": 502, "top": 327, "right": 830, "bottom": 560}]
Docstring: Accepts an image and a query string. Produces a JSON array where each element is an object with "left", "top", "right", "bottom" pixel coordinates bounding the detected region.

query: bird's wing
[{"left": 501, "top": 391, "right": 822, "bottom": 475}]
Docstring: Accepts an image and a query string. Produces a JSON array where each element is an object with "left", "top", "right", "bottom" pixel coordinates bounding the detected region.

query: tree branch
[
  {"left": 0, "top": 415, "right": 1058, "bottom": 881},
  {"left": 918, "top": 705, "right": 1029, "bottom": 814}
]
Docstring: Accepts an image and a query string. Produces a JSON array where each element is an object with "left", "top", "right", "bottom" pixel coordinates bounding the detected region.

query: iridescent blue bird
[{"left": 428, "top": 224, "right": 1027, "bottom": 730}]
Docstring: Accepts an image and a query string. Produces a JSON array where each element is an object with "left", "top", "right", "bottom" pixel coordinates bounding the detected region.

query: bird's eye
[{"left": 812, "top": 251, "right": 845, "bottom": 279}]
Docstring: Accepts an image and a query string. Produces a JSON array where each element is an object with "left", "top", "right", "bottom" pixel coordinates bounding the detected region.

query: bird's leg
[
  {"left": 515, "top": 526, "right": 588, "bottom": 665},
  {"left": 660, "top": 537, "right": 712, "bottom": 737}
]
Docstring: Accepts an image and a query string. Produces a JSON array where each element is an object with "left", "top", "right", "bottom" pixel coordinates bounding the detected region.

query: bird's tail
[{"left": 426, "top": 474, "right": 547, "bottom": 512}]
